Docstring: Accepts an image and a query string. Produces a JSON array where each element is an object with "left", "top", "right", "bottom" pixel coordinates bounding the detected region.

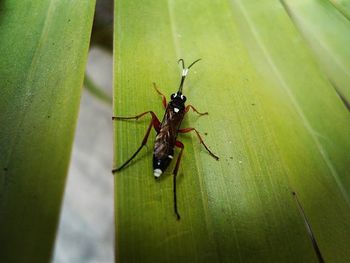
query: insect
[{"left": 112, "top": 59, "right": 219, "bottom": 219}]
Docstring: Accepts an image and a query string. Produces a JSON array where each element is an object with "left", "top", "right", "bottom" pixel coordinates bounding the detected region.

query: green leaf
[
  {"left": 0, "top": 0, "right": 96, "bottom": 261},
  {"left": 84, "top": 74, "right": 113, "bottom": 105},
  {"left": 114, "top": 0, "right": 350, "bottom": 262},
  {"left": 329, "top": 0, "right": 350, "bottom": 20},
  {"left": 282, "top": 0, "right": 350, "bottom": 107}
]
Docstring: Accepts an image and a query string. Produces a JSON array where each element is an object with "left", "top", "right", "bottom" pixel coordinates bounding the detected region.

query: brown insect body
[
  {"left": 153, "top": 94, "right": 186, "bottom": 177},
  {"left": 113, "top": 59, "right": 219, "bottom": 219}
]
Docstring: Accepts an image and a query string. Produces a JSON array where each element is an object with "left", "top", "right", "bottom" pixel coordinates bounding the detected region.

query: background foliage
[
  {"left": 1, "top": 0, "right": 349, "bottom": 262},
  {"left": 0, "top": 0, "right": 95, "bottom": 261}
]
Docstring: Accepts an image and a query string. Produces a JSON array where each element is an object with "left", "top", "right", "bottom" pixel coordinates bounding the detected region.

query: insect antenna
[
  {"left": 188, "top": 58, "right": 201, "bottom": 69},
  {"left": 177, "top": 58, "right": 201, "bottom": 94}
]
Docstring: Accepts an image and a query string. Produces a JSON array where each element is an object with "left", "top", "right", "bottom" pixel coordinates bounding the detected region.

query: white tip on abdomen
[{"left": 154, "top": 169, "right": 162, "bottom": 178}]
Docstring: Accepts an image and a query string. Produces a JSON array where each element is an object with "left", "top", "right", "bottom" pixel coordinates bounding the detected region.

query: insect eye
[
  {"left": 181, "top": 95, "right": 186, "bottom": 101},
  {"left": 170, "top": 93, "right": 176, "bottom": 99}
]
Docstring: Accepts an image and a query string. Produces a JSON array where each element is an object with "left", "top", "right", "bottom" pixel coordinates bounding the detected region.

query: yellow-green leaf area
[{"left": 114, "top": 0, "right": 350, "bottom": 262}]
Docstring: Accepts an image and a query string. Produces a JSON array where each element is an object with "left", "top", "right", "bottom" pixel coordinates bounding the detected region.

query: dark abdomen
[{"left": 152, "top": 107, "right": 184, "bottom": 173}]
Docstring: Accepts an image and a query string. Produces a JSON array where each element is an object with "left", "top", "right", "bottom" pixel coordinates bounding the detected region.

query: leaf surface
[
  {"left": 283, "top": 0, "right": 350, "bottom": 107},
  {"left": 0, "top": 0, "right": 96, "bottom": 261},
  {"left": 114, "top": 0, "right": 350, "bottom": 262}
]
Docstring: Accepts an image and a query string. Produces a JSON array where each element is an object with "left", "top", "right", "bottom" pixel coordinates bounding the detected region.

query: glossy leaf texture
[
  {"left": 0, "top": 0, "right": 96, "bottom": 261},
  {"left": 113, "top": 0, "right": 350, "bottom": 262},
  {"left": 282, "top": 0, "right": 350, "bottom": 108},
  {"left": 329, "top": 0, "right": 350, "bottom": 20}
]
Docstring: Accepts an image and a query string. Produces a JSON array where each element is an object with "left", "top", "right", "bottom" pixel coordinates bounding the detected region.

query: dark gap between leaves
[{"left": 292, "top": 192, "right": 325, "bottom": 263}]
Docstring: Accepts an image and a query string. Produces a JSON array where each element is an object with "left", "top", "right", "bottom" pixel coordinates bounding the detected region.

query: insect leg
[
  {"left": 173, "top": 140, "right": 185, "bottom": 220},
  {"left": 185, "top": 105, "right": 208, "bottom": 116},
  {"left": 178, "top": 128, "right": 219, "bottom": 160},
  {"left": 112, "top": 111, "right": 158, "bottom": 121},
  {"left": 153, "top": 82, "right": 167, "bottom": 108},
  {"left": 112, "top": 114, "right": 160, "bottom": 173}
]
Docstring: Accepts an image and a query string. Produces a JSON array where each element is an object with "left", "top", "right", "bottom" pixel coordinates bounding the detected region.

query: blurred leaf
[
  {"left": 329, "top": 0, "right": 350, "bottom": 20},
  {"left": 84, "top": 74, "right": 113, "bottom": 105},
  {"left": 90, "top": 0, "right": 113, "bottom": 51},
  {"left": 0, "top": 0, "right": 96, "bottom": 261},
  {"left": 114, "top": 0, "right": 350, "bottom": 262},
  {"left": 282, "top": 0, "right": 350, "bottom": 106}
]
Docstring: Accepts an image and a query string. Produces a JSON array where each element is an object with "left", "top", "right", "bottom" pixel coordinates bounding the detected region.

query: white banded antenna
[
  {"left": 177, "top": 58, "right": 201, "bottom": 93},
  {"left": 182, "top": 68, "right": 189, "bottom": 76}
]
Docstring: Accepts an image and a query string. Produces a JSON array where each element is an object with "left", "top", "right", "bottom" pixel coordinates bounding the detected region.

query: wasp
[{"left": 112, "top": 59, "right": 219, "bottom": 219}]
